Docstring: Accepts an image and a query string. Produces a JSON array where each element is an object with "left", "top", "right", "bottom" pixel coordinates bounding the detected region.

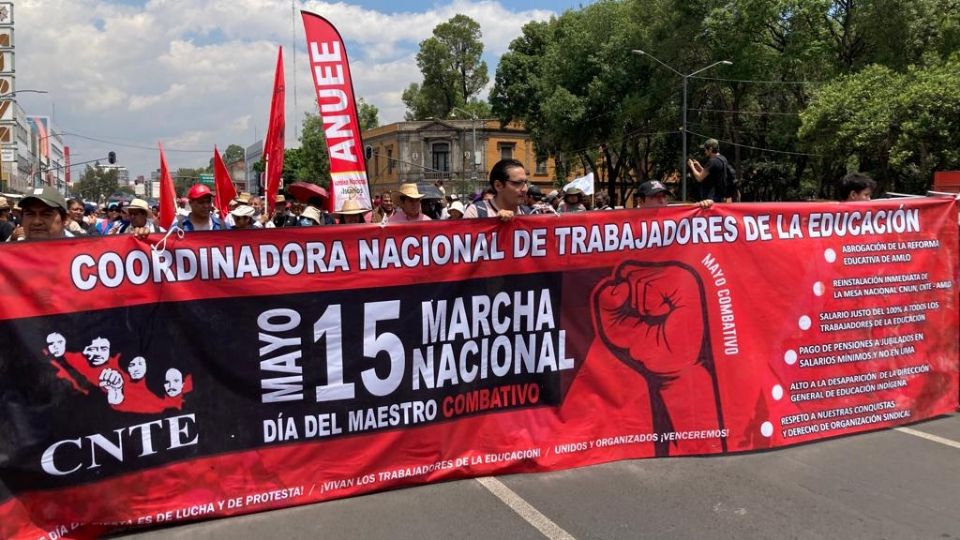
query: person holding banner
[
  {"left": 636, "top": 180, "right": 714, "bottom": 209},
  {"left": 108, "top": 198, "right": 164, "bottom": 239},
  {"left": 464, "top": 159, "right": 532, "bottom": 221},
  {"left": 14, "top": 187, "right": 72, "bottom": 241},
  {"left": 389, "top": 184, "right": 432, "bottom": 223},
  {"left": 178, "top": 184, "right": 225, "bottom": 231}
]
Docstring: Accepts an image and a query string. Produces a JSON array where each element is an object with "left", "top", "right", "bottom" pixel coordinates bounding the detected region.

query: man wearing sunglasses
[{"left": 464, "top": 158, "right": 532, "bottom": 221}]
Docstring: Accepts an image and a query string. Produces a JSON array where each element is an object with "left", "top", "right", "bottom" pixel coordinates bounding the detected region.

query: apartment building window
[
  {"left": 432, "top": 142, "right": 450, "bottom": 172},
  {"left": 535, "top": 159, "right": 548, "bottom": 175},
  {"left": 499, "top": 143, "right": 515, "bottom": 160},
  {"left": 387, "top": 147, "right": 394, "bottom": 174}
]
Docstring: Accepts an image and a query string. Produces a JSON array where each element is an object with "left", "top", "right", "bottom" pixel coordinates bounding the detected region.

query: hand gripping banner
[{"left": 0, "top": 198, "right": 957, "bottom": 538}]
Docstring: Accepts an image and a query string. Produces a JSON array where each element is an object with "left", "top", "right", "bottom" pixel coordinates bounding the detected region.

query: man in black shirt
[{"left": 688, "top": 138, "right": 732, "bottom": 202}]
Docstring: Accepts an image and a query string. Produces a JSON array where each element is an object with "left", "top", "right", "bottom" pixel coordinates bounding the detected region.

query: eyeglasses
[{"left": 505, "top": 179, "right": 529, "bottom": 188}]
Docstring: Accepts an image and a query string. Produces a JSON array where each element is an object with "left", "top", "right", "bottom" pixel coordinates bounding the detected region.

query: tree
[
  {"left": 358, "top": 98, "right": 380, "bottom": 132},
  {"left": 208, "top": 143, "right": 246, "bottom": 170},
  {"left": 490, "top": 0, "right": 960, "bottom": 201},
  {"left": 72, "top": 164, "right": 119, "bottom": 202},
  {"left": 174, "top": 167, "right": 206, "bottom": 195},
  {"left": 800, "top": 53, "right": 960, "bottom": 195},
  {"left": 402, "top": 14, "right": 489, "bottom": 120},
  {"left": 295, "top": 113, "right": 331, "bottom": 188}
]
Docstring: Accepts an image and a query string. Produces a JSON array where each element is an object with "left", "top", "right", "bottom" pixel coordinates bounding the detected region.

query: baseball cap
[
  {"left": 187, "top": 184, "right": 213, "bottom": 200},
  {"left": 20, "top": 186, "right": 67, "bottom": 212},
  {"left": 639, "top": 181, "right": 670, "bottom": 198},
  {"left": 527, "top": 184, "right": 543, "bottom": 199}
]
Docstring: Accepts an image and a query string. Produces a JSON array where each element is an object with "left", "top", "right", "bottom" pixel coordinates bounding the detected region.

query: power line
[
  {"left": 690, "top": 75, "right": 824, "bottom": 85},
  {"left": 61, "top": 132, "right": 212, "bottom": 153},
  {"left": 687, "top": 129, "right": 821, "bottom": 157},
  {"left": 556, "top": 129, "right": 679, "bottom": 158},
  {"left": 690, "top": 108, "right": 801, "bottom": 116}
]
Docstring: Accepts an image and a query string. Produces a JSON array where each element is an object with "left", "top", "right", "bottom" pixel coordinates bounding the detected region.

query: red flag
[
  {"left": 263, "top": 46, "right": 285, "bottom": 213},
  {"left": 301, "top": 11, "right": 372, "bottom": 213},
  {"left": 213, "top": 146, "right": 237, "bottom": 220},
  {"left": 158, "top": 143, "right": 177, "bottom": 229}
]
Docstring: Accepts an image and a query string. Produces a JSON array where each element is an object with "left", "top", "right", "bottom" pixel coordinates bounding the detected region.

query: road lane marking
[
  {"left": 475, "top": 477, "right": 576, "bottom": 540},
  {"left": 895, "top": 427, "right": 960, "bottom": 449}
]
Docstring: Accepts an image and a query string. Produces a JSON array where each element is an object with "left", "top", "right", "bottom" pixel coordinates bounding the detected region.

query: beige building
[{"left": 362, "top": 119, "right": 555, "bottom": 197}]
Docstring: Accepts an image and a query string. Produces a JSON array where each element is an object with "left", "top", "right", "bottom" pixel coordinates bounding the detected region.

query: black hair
[
  {"left": 489, "top": 159, "right": 525, "bottom": 190},
  {"left": 838, "top": 172, "right": 877, "bottom": 200}
]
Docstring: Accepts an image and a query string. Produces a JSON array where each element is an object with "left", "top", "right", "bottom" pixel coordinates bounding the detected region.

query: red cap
[{"left": 187, "top": 184, "right": 212, "bottom": 200}]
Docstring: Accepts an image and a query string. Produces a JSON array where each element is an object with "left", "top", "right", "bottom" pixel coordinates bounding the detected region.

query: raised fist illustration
[
  {"left": 593, "top": 261, "right": 706, "bottom": 377},
  {"left": 592, "top": 260, "right": 724, "bottom": 455},
  {"left": 99, "top": 367, "right": 125, "bottom": 405}
]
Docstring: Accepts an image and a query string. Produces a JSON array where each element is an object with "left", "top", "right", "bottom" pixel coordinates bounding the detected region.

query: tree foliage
[
  {"left": 800, "top": 53, "right": 960, "bottom": 194},
  {"left": 357, "top": 98, "right": 380, "bottom": 132},
  {"left": 72, "top": 164, "right": 119, "bottom": 202},
  {"left": 491, "top": 0, "right": 960, "bottom": 201},
  {"left": 403, "top": 14, "right": 489, "bottom": 120}
]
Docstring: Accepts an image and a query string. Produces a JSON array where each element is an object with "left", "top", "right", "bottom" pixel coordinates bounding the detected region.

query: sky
[{"left": 13, "top": 0, "right": 587, "bottom": 182}]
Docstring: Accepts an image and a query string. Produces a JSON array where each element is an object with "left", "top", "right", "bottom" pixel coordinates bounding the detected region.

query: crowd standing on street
[{"left": 4, "top": 140, "right": 876, "bottom": 244}]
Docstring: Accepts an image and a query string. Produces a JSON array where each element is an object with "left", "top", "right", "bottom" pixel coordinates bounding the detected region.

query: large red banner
[
  {"left": 0, "top": 199, "right": 956, "bottom": 539},
  {"left": 301, "top": 11, "right": 372, "bottom": 212}
]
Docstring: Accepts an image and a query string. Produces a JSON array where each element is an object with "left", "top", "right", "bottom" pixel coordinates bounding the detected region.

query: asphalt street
[{"left": 121, "top": 413, "right": 960, "bottom": 540}]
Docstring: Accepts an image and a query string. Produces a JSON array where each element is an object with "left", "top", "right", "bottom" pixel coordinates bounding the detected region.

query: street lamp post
[
  {"left": 452, "top": 107, "right": 478, "bottom": 190},
  {"left": 0, "top": 89, "right": 49, "bottom": 99},
  {"left": 632, "top": 50, "right": 731, "bottom": 201}
]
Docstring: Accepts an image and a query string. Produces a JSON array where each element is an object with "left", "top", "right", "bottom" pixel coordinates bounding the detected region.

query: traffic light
[
  {"left": 364, "top": 145, "right": 373, "bottom": 160},
  {"left": 108, "top": 151, "right": 116, "bottom": 164}
]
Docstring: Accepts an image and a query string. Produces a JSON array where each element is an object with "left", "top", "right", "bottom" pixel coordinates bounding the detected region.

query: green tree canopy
[
  {"left": 72, "top": 163, "right": 119, "bottom": 202},
  {"left": 800, "top": 53, "right": 960, "bottom": 195},
  {"left": 490, "top": 0, "right": 960, "bottom": 201},
  {"left": 403, "top": 14, "right": 489, "bottom": 120},
  {"left": 358, "top": 98, "right": 380, "bottom": 132}
]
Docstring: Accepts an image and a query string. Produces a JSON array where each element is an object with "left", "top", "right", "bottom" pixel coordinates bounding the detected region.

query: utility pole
[
  {"left": 452, "top": 107, "right": 478, "bottom": 192},
  {"left": 632, "top": 50, "right": 731, "bottom": 201}
]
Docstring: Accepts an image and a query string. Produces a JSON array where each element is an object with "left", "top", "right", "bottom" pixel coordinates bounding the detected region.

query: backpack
[{"left": 716, "top": 154, "right": 739, "bottom": 202}]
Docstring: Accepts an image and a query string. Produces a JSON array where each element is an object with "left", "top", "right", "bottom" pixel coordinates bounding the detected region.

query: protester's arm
[{"left": 687, "top": 159, "right": 707, "bottom": 182}]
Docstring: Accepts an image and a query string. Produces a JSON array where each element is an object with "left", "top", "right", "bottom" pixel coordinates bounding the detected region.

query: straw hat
[
  {"left": 300, "top": 206, "right": 322, "bottom": 224},
  {"left": 334, "top": 199, "right": 371, "bottom": 215},
  {"left": 394, "top": 183, "right": 425, "bottom": 200},
  {"left": 231, "top": 205, "right": 256, "bottom": 218},
  {"left": 127, "top": 198, "right": 150, "bottom": 212}
]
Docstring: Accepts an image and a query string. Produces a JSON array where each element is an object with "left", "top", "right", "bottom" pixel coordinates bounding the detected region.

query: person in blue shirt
[{"left": 178, "top": 184, "right": 224, "bottom": 231}]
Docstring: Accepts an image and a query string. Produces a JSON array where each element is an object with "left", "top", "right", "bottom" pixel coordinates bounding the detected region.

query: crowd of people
[{"left": 1, "top": 141, "right": 878, "bottom": 244}]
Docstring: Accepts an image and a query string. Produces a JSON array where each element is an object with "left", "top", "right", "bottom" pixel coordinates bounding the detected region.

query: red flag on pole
[
  {"left": 158, "top": 143, "right": 177, "bottom": 229},
  {"left": 213, "top": 146, "right": 237, "bottom": 220},
  {"left": 263, "top": 46, "right": 285, "bottom": 213}
]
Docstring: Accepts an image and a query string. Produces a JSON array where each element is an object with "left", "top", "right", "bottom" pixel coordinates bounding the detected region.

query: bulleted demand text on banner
[{"left": 0, "top": 198, "right": 957, "bottom": 539}]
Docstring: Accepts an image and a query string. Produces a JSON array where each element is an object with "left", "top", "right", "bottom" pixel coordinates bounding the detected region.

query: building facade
[
  {"left": 245, "top": 140, "right": 263, "bottom": 196},
  {"left": 361, "top": 120, "right": 555, "bottom": 197}
]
